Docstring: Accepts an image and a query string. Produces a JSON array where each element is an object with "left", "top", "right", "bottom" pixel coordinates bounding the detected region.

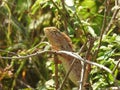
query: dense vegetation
[{"left": 0, "top": 0, "right": 120, "bottom": 90}]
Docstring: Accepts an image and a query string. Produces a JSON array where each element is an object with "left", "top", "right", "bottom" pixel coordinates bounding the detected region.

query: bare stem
[
  {"left": 54, "top": 54, "right": 59, "bottom": 90},
  {"left": 58, "top": 59, "right": 76, "bottom": 90},
  {"left": 112, "top": 59, "right": 120, "bottom": 74},
  {"left": 105, "top": 0, "right": 120, "bottom": 34},
  {"left": 0, "top": 50, "right": 112, "bottom": 74},
  {"left": 94, "top": 0, "right": 109, "bottom": 61}
]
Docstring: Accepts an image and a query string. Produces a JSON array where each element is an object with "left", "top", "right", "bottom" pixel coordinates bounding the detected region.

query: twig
[
  {"left": 61, "top": 0, "right": 67, "bottom": 13},
  {"left": 78, "top": 40, "right": 88, "bottom": 54},
  {"left": 50, "top": 0, "right": 69, "bottom": 34},
  {"left": 78, "top": 40, "right": 89, "bottom": 90},
  {"left": 94, "top": 0, "right": 109, "bottom": 61},
  {"left": 0, "top": 50, "right": 51, "bottom": 59},
  {"left": 11, "top": 59, "right": 26, "bottom": 90},
  {"left": 105, "top": 0, "right": 120, "bottom": 34},
  {"left": 0, "top": 49, "right": 18, "bottom": 55},
  {"left": 112, "top": 59, "right": 120, "bottom": 74},
  {"left": 111, "top": 59, "right": 120, "bottom": 89},
  {"left": 54, "top": 54, "right": 59, "bottom": 90},
  {"left": 58, "top": 59, "right": 76, "bottom": 90},
  {"left": 0, "top": 50, "right": 112, "bottom": 73},
  {"left": 17, "top": 79, "right": 34, "bottom": 89},
  {"left": 79, "top": 61, "right": 84, "bottom": 90},
  {"left": 61, "top": 0, "right": 68, "bottom": 34},
  {"left": 82, "top": 36, "right": 94, "bottom": 89},
  {"left": 58, "top": 51, "right": 112, "bottom": 74}
]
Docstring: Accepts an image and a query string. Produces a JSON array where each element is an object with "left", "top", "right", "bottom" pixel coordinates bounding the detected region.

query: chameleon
[{"left": 44, "top": 27, "right": 81, "bottom": 86}]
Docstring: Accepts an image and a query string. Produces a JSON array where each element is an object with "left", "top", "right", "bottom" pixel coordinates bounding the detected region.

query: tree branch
[{"left": 0, "top": 50, "right": 112, "bottom": 74}]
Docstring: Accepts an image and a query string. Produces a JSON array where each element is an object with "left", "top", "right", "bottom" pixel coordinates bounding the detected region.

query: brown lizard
[{"left": 44, "top": 27, "right": 81, "bottom": 86}]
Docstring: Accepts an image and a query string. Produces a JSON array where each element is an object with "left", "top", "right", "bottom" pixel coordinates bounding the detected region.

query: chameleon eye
[{"left": 60, "top": 45, "right": 64, "bottom": 50}]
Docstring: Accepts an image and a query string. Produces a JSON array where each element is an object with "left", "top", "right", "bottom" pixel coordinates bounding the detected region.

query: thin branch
[
  {"left": 78, "top": 40, "right": 88, "bottom": 54},
  {"left": 17, "top": 79, "right": 34, "bottom": 89},
  {"left": 50, "top": 0, "right": 69, "bottom": 34},
  {"left": 112, "top": 59, "right": 120, "bottom": 74},
  {"left": 54, "top": 54, "right": 59, "bottom": 90},
  {"left": 82, "top": 36, "right": 94, "bottom": 89},
  {"left": 79, "top": 61, "right": 84, "bottom": 90},
  {"left": 58, "top": 51, "right": 112, "bottom": 74},
  {"left": 0, "top": 50, "right": 112, "bottom": 74},
  {"left": 58, "top": 59, "right": 76, "bottom": 90},
  {"left": 105, "top": 1, "right": 120, "bottom": 34},
  {"left": 0, "top": 49, "right": 18, "bottom": 55},
  {"left": 60, "top": 0, "right": 68, "bottom": 34},
  {"left": 0, "top": 50, "right": 52, "bottom": 59},
  {"left": 94, "top": 0, "right": 109, "bottom": 60},
  {"left": 112, "top": 59, "right": 120, "bottom": 89}
]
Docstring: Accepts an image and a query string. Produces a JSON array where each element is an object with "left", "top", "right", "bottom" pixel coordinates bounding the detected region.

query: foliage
[{"left": 0, "top": 0, "right": 120, "bottom": 90}]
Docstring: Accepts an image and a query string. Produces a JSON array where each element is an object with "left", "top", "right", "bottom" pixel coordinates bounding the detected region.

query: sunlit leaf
[{"left": 31, "top": 0, "right": 42, "bottom": 15}]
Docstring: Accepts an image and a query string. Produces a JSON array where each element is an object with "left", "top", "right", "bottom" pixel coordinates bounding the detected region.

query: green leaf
[
  {"left": 87, "top": 26, "right": 97, "bottom": 37},
  {"left": 31, "top": 0, "right": 42, "bottom": 15}
]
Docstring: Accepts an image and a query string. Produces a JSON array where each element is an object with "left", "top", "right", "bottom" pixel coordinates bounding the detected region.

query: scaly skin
[{"left": 44, "top": 27, "right": 81, "bottom": 85}]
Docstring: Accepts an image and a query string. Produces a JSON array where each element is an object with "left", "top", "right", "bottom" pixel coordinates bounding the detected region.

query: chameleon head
[{"left": 44, "top": 27, "right": 73, "bottom": 51}]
